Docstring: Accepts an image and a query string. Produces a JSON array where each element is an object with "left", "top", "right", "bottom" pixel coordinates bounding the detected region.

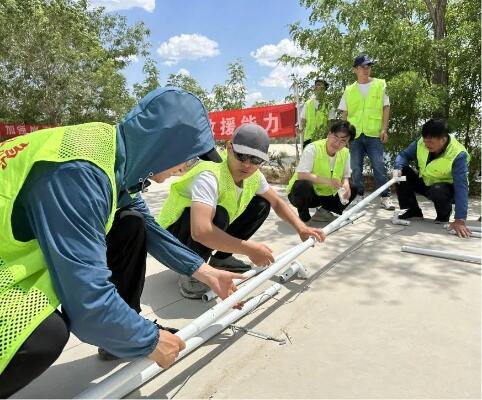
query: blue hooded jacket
[{"left": 12, "top": 88, "right": 216, "bottom": 358}]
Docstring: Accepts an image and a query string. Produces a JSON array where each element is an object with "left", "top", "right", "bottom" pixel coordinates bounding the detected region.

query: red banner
[
  {"left": 0, "top": 123, "right": 52, "bottom": 139},
  {"left": 208, "top": 103, "right": 296, "bottom": 140},
  {"left": 1, "top": 103, "right": 297, "bottom": 141}
]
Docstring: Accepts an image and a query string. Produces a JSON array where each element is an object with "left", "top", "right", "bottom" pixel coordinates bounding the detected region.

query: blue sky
[{"left": 91, "top": 0, "right": 316, "bottom": 105}]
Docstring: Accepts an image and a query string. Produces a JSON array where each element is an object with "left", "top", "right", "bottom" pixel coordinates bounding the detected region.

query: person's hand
[
  {"left": 329, "top": 179, "right": 342, "bottom": 189},
  {"left": 342, "top": 182, "right": 351, "bottom": 199},
  {"left": 148, "top": 329, "right": 186, "bottom": 368},
  {"left": 244, "top": 241, "right": 275, "bottom": 266},
  {"left": 193, "top": 264, "right": 245, "bottom": 300},
  {"left": 392, "top": 169, "right": 402, "bottom": 178},
  {"left": 297, "top": 224, "right": 326, "bottom": 242},
  {"left": 380, "top": 129, "right": 388, "bottom": 144},
  {"left": 449, "top": 219, "right": 472, "bottom": 238}
]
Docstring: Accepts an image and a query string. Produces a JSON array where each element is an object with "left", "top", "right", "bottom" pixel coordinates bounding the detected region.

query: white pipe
[
  {"left": 78, "top": 284, "right": 282, "bottom": 399},
  {"left": 391, "top": 211, "right": 410, "bottom": 226},
  {"left": 401, "top": 246, "right": 481, "bottom": 264},
  {"left": 328, "top": 210, "right": 366, "bottom": 234},
  {"left": 448, "top": 230, "right": 481, "bottom": 238},
  {"left": 77, "top": 177, "right": 402, "bottom": 399},
  {"left": 444, "top": 224, "right": 481, "bottom": 233},
  {"left": 279, "top": 260, "right": 308, "bottom": 283},
  {"left": 202, "top": 267, "right": 265, "bottom": 303}
]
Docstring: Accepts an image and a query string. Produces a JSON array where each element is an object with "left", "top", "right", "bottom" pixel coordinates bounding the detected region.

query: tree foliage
[
  {"left": 166, "top": 72, "right": 213, "bottom": 109},
  {"left": 211, "top": 60, "right": 247, "bottom": 111},
  {"left": 284, "top": 0, "right": 480, "bottom": 181},
  {"left": 0, "top": 0, "right": 149, "bottom": 125}
]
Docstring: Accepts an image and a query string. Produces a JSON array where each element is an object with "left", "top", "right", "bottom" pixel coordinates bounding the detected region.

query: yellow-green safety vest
[
  {"left": 287, "top": 139, "right": 349, "bottom": 196},
  {"left": 157, "top": 158, "right": 261, "bottom": 229},
  {"left": 345, "top": 78, "right": 385, "bottom": 138},
  {"left": 416, "top": 136, "right": 469, "bottom": 186},
  {"left": 0, "top": 123, "right": 117, "bottom": 373},
  {"left": 304, "top": 99, "right": 329, "bottom": 141}
]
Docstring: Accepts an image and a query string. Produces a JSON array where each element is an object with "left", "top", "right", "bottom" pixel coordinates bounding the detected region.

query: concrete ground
[{"left": 14, "top": 179, "right": 481, "bottom": 399}]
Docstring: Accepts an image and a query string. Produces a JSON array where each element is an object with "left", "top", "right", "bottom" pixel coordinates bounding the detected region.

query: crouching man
[
  {"left": 157, "top": 123, "right": 325, "bottom": 298},
  {"left": 287, "top": 120, "right": 357, "bottom": 223}
]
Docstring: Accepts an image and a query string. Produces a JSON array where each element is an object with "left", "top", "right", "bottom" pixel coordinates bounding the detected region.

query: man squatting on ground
[
  {"left": 339, "top": 54, "right": 395, "bottom": 211},
  {"left": 0, "top": 88, "right": 245, "bottom": 397},
  {"left": 393, "top": 118, "right": 471, "bottom": 238},
  {"left": 157, "top": 123, "right": 325, "bottom": 299},
  {"left": 287, "top": 120, "right": 358, "bottom": 223}
]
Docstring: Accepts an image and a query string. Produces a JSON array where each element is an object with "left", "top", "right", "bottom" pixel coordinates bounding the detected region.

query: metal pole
[
  {"left": 448, "top": 230, "right": 481, "bottom": 238},
  {"left": 401, "top": 245, "right": 481, "bottom": 264},
  {"left": 99, "top": 284, "right": 282, "bottom": 399},
  {"left": 292, "top": 74, "right": 301, "bottom": 163},
  {"left": 77, "top": 177, "right": 402, "bottom": 398}
]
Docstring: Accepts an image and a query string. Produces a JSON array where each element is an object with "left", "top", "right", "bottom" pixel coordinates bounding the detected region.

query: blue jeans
[{"left": 350, "top": 133, "right": 390, "bottom": 197}]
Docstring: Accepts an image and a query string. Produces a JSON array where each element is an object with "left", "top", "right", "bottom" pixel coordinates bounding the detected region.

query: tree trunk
[{"left": 424, "top": 0, "right": 449, "bottom": 117}]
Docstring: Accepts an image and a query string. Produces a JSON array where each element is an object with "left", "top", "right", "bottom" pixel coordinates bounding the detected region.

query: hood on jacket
[{"left": 116, "top": 87, "right": 218, "bottom": 192}]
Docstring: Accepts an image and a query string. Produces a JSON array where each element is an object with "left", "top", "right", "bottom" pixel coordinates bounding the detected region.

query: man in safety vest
[
  {"left": 0, "top": 88, "right": 244, "bottom": 397},
  {"left": 339, "top": 54, "right": 395, "bottom": 211},
  {"left": 157, "top": 123, "right": 325, "bottom": 299},
  {"left": 287, "top": 120, "right": 357, "bottom": 223},
  {"left": 299, "top": 78, "right": 335, "bottom": 147},
  {"left": 393, "top": 119, "right": 472, "bottom": 238}
]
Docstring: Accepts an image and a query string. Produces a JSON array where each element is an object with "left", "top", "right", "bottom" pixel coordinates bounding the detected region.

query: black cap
[
  {"left": 353, "top": 54, "right": 374, "bottom": 68},
  {"left": 199, "top": 147, "right": 222, "bottom": 163}
]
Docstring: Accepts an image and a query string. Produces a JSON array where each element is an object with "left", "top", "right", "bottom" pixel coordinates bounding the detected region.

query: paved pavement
[{"left": 14, "top": 179, "right": 481, "bottom": 399}]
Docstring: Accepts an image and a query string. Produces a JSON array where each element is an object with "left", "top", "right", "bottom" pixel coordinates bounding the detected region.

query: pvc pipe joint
[
  {"left": 278, "top": 260, "right": 308, "bottom": 283},
  {"left": 391, "top": 211, "right": 410, "bottom": 226}
]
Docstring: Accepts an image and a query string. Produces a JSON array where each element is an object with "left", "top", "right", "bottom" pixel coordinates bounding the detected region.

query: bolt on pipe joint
[{"left": 278, "top": 260, "right": 308, "bottom": 283}]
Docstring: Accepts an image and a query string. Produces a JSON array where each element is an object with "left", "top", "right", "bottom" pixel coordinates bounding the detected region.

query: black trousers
[
  {"left": 303, "top": 138, "right": 312, "bottom": 148},
  {"left": 396, "top": 166, "right": 454, "bottom": 220},
  {"left": 0, "top": 208, "right": 147, "bottom": 398},
  {"left": 167, "top": 196, "right": 271, "bottom": 261},
  {"left": 288, "top": 179, "right": 357, "bottom": 221}
]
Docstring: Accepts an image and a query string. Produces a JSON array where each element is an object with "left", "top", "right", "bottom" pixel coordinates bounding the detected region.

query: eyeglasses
[
  {"left": 330, "top": 134, "right": 350, "bottom": 146},
  {"left": 233, "top": 151, "right": 266, "bottom": 166}
]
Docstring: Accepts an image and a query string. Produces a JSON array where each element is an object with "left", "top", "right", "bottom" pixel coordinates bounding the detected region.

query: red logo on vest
[{"left": 0, "top": 140, "right": 29, "bottom": 170}]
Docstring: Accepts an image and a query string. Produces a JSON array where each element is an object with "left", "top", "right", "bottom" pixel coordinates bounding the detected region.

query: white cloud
[
  {"left": 259, "top": 63, "right": 317, "bottom": 88},
  {"left": 117, "top": 54, "right": 139, "bottom": 63},
  {"left": 90, "top": 0, "right": 155, "bottom": 13},
  {"left": 250, "top": 38, "right": 304, "bottom": 68},
  {"left": 251, "top": 39, "right": 316, "bottom": 88},
  {"left": 157, "top": 34, "right": 220, "bottom": 66},
  {"left": 176, "top": 68, "right": 190, "bottom": 76},
  {"left": 246, "top": 91, "right": 263, "bottom": 105}
]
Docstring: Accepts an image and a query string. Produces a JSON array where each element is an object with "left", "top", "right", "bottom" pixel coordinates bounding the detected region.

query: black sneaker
[
  {"left": 298, "top": 208, "right": 311, "bottom": 222},
  {"left": 98, "top": 348, "right": 120, "bottom": 361},
  {"left": 399, "top": 208, "right": 424, "bottom": 220}
]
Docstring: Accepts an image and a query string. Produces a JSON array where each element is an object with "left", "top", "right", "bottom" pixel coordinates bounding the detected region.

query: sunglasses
[{"left": 233, "top": 151, "right": 266, "bottom": 166}]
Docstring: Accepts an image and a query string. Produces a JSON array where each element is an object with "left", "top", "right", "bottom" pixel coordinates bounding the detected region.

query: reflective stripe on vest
[
  {"left": 304, "top": 99, "right": 329, "bottom": 141},
  {"left": 286, "top": 139, "right": 348, "bottom": 196},
  {"left": 157, "top": 158, "right": 261, "bottom": 229},
  {"left": 416, "top": 136, "right": 469, "bottom": 187},
  {"left": 0, "top": 123, "right": 117, "bottom": 373},
  {"left": 345, "top": 78, "right": 385, "bottom": 138}
]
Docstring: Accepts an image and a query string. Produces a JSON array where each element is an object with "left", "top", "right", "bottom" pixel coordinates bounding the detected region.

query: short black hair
[
  {"left": 314, "top": 78, "right": 329, "bottom": 90},
  {"left": 421, "top": 119, "right": 449, "bottom": 139},
  {"left": 329, "top": 120, "right": 356, "bottom": 142}
]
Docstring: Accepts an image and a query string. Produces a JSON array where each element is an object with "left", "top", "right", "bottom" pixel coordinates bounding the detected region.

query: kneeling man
[
  {"left": 157, "top": 123, "right": 325, "bottom": 298},
  {"left": 393, "top": 119, "right": 471, "bottom": 238}
]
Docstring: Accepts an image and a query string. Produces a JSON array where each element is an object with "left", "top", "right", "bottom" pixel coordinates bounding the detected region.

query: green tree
[
  {"left": 284, "top": 0, "right": 480, "bottom": 180},
  {"left": 0, "top": 0, "right": 149, "bottom": 125},
  {"left": 252, "top": 100, "right": 276, "bottom": 107},
  {"left": 133, "top": 58, "right": 161, "bottom": 101},
  {"left": 166, "top": 72, "right": 212, "bottom": 110},
  {"left": 211, "top": 60, "right": 247, "bottom": 111}
]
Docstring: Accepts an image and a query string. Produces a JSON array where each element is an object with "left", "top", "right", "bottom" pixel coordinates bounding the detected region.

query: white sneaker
[
  {"left": 380, "top": 197, "right": 395, "bottom": 210},
  {"left": 310, "top": 207, "right": 336, "bottom": 222}
]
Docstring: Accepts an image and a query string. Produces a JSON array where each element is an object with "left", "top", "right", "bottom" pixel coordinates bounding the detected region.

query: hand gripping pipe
[
  {"left": 76, "top": 176, "right": 403, "bottom": 399},
  {"left": 401, "top": 245, "right": 481, "bottom": 264},
  {"left": 444, "top": 224, "right": 481, "bottom": 233},
  {"left": 76, "top": 284, "right": 281, "bottom": 399},
  {"left": 448, "top": 230, "right": 481, "bottom": 238}
]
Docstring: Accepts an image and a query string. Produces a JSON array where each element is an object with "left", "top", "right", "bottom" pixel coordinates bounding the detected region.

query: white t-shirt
[
  {"left": 300, "top": 97, "right": 337, "bottom": 120},
  {"left": 187, "top": 171, "right": 270, "bottom": 209},
  {"left": 338, "top": 80, "right": 390, "bottom": 111},
  {"left": 295, "top": 143, "right": 351, "bottom": 178}
]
